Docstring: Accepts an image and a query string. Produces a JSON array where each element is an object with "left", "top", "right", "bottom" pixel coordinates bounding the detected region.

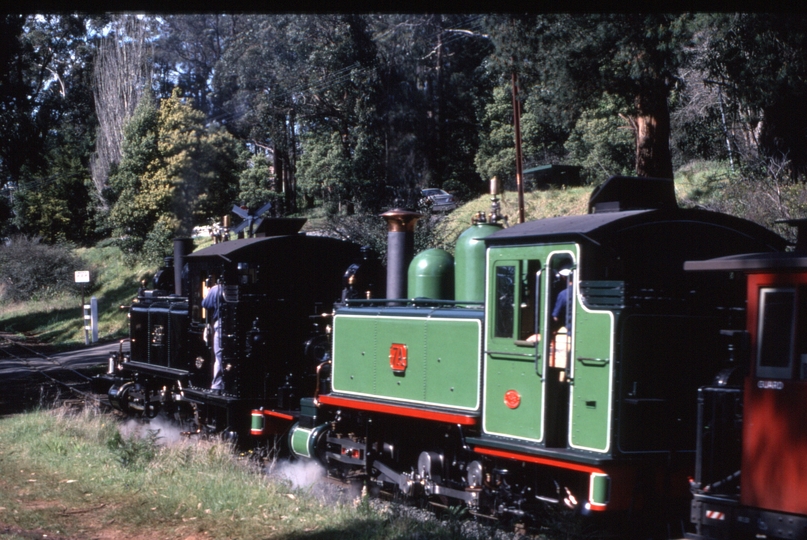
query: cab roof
[{"left": 484, "top": 207, "right": 786, "bottom": 253}]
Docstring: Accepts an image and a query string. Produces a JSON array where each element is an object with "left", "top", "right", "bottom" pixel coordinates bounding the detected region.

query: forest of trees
[{"left": 2, "top": 13, "right": 807, "bottom": 262}]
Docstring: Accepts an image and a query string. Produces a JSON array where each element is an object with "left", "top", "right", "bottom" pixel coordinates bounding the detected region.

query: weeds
[
  {"left": 0, "top": 405, "right": 525, "bottom": 540},
  {"left": 107, "top": 429, "right": 160, "bottom": 469},
  {"left": 534, "top": 505, "right": 602, "bottom": 540},
  {"left": 441, "top": 505, "right": 471, "bottom": 539}
]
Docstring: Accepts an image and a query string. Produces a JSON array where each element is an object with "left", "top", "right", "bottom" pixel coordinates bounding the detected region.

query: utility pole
[{"left": 512, "top": 70, "right": 525, "bottom": 224}]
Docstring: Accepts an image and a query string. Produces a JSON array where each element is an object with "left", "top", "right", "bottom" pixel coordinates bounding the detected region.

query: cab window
[
  {"left": 757, "top": 287, "right": 796, "bottom": 379},
  {"left": 493, "top": 261, "right": 542, "bottom": 342},
  {"left": 494, "top": 265, "right": 515, "bottom": 338}
]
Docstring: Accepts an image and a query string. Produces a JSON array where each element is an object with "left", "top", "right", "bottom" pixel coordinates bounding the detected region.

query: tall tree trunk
[
  {"left": 633, "top": 89, "right": 673, "bottom": 179},
  {"left": 286, "top": 110, "right": 298, "bottom": 213},
  {"left": 434, "top": 24, "right": 443, "bottom": 185},
  {"left": 91, "top": 15, "right": 154, "bottom": 209},
  {"left": 759, "top": 97, "right": 807, "bottom": 180},
  {"left": 273, "top": 147, "right": 284, "bottom": 194}
]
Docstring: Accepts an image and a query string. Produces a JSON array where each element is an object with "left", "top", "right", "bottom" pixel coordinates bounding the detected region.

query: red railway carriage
[{"left": 685, "top": 223, "right": 807, "bottom": 540}]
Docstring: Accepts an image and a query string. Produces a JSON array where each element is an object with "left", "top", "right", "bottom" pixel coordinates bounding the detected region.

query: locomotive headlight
[{"left": 195, "top": 356, "right": 205, "bottom": 369}]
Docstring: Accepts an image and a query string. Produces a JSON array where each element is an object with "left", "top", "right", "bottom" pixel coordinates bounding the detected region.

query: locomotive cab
[{"left": 467, "top": 177, "right": 786, "bottom": 520}]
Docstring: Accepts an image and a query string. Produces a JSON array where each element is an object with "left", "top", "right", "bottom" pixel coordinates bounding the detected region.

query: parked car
[
  {"left": 192, "top": 225, "right": 212, "bottom": 237},
  {"left": 420, "top": 188, "right": 457, "bottom": 212}
]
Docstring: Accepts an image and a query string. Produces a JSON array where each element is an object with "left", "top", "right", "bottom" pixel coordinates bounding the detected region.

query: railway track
[{"left": 0, "top": 334, "right": 116, "bottom": 415}]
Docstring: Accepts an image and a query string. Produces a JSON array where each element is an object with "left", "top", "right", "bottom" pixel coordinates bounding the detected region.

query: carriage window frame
[{"left": 756, "top": 287, "right": 796, "bottom": 379}]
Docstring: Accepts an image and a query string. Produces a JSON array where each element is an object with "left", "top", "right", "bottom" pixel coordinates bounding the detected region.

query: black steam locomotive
[{"left": 92, "top": 217, "right": 378, "bottom": 438}]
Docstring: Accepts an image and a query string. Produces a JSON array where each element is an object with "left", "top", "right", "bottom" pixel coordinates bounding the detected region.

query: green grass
[
  {"left": 0, "top": 406, "right": 519, "bottom": 540},
  {"left": 433, "top": 185, "right": 593, "bottom": 254},
  {"left": 436, "top": 163, "right": 749, "bottom": 251},
  {"left": 0, "top": 244, "right": 148, "bottom": 348},
  {"left": 673, "top": 160, "right": 736, "bottom": 209}
]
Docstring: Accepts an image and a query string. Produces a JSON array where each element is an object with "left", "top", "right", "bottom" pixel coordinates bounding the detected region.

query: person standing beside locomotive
[
  {"left": 551, "top": 267, "right": 574, "bottom": 369},
  {"left": 202, "top": 278, "right": 224, "bottom": 393}
]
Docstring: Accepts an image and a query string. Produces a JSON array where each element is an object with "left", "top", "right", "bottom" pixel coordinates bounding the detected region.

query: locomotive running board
[
  {"left": 119, "top": 361, "right": 190, "bottom": 382},
  {"left": 318, "top": 395, "right": 479, "bottom": 425},
  {"left": 471, "top": 445, "right": 607, "bottom": 473},
  {"left": 181, "top": 387, "right": 241, "bottom": 405},
  {"left": 465, "top": 436, "right": 608, "bottom": 467}
]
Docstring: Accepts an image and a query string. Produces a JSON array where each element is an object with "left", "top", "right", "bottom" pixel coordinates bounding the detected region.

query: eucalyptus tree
[
  {"left": 153, "top": 14, "right": 245, "bottom": 115},
  {"left": 1, "top": 15, "right": 90, "bottom": 184},
  {"left": 214, "top": 14, "right": 388, "bottom": 214},
  {"left": 368, "top": 14, "right": 493, "bottom": 202},
  {"left": 1, "top": 14, "right": 99, "bottom": 242},
  {"left": 213, "top": 15, "right": 302, "bottom": 213},
  {"left": 292, "top": 14, "right": 387, "bottom": 213},
  {"left": 482, "top": 14, "right": 692, "bottom": 181},
  {"left": 694, "top": 13, "right": 807, "bottom": 179}
]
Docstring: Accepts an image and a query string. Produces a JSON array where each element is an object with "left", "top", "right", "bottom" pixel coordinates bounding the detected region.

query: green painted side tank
[
  {"left": 408, "top": 248, "right": 454, "bottom": 299},
  {"left": 454, "top": 222, "right": 502, "bottom": 302}
]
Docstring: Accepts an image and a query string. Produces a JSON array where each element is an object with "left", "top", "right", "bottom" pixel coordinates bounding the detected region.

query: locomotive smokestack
[
  {"left": 173, "top": 238, "right": 194, "bottom": 296},
  {"left": 381, "top": 209, "right": 422, "bottom": 300}
]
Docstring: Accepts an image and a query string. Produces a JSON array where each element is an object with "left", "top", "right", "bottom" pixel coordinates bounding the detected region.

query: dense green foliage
[
  {"left": 1, "top": 14, "right": 100, "bottom": 243},
  {"left": 0, "top": 236, "right": 84, "bottom": 302},
  {"left": 107, "top": 88, "right": 243, "bottom": 263},
  {"left": 2, "top": 13, "right": 807, "bottom": 260}
]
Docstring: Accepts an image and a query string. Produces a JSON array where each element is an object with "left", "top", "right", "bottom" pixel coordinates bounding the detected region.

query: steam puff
[
  {"left": 274, "top": 459, "right": 325, "bottom": 489},
  {"left": 119, "top": 417, "right": 185, "bottom": 446},
  {"left": 267, "top": 459, "right": 359, "bottom": 504}
]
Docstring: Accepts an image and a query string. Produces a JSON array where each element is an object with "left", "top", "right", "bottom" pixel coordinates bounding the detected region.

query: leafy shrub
[
  {"left": 107, "top": 428, "right": 160, "bottom": 470},
  {"left": 694, "top": 157, "right": 807, "bottom": 245},
  {"left": 0, "top": 236, "right": 85, "bottom": 302},
  {"left": 141, "top": 217, "right": 176, "bottom": 266},
  {"left": 443, "top": 177, "right": 481, "bottom": 203},
  {"left": 564, "top": 94, "right": 634, "bottom": 184}
]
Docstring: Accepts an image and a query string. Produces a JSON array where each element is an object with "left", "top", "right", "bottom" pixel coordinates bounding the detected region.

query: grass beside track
[{"left": 0, "top": 405, "right": 533, "bottom": 540}]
